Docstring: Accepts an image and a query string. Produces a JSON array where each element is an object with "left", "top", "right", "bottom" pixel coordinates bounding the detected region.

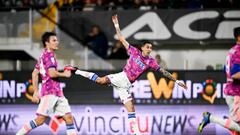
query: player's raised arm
[
  {"left": 112, "top": 14, "right": 130, "bottom": 49},
  {"left": 159, "top": 67, "right": 188, "bottom": 90}
]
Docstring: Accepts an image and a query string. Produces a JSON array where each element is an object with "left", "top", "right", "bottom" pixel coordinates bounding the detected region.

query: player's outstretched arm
[
  {"left": 112, "top": 14, "right": 130, "bottom": 49},
  {"left": 159, "top": 67, "right": 188, "bottom": 90},
  {"left": 48, "top": 68, "right": 71, "bottom": 78}
]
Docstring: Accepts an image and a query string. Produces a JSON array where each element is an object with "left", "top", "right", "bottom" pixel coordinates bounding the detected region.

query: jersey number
[
  {"left": 39, "top": 60, "right": 46, "bottom": 77},
  {"left": 225, "top": 55, "right": 230, "bottom": 75}
]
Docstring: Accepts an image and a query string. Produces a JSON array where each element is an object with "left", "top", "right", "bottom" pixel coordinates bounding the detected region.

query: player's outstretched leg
[
  {"left": 64, "top": 65, "right": 99, "bottom": 82},
  {"left": 198, "top": 112, "right": 240, "bottom": 133},
  {"left": 16, "top": 115, "right": 47, "bottom": 135},
  {"left": 198, "top": 112, "right": 211, "bottom": 133}
]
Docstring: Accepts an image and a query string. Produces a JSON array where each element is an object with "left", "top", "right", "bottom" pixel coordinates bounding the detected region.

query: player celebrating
[
  {"left": 198, "top": 27, "right": 240, "bottom": 134},
  {"left": 16, "top": 32, "right": 77, "bottom": 135},
  {"left": 64, "top": 15, "right": 187, "bottom": 135}
]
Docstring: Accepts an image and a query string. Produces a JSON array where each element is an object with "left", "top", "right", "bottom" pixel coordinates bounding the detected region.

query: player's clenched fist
[{"left": 112, "top": 15, "right": 119, "bottom": 28}]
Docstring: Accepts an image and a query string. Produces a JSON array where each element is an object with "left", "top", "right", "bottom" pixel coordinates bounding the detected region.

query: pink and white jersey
[
  {"left": 224, "top": 44, "right": 240, "bottom": 96},
  {"left": 35, "top": 49, "right": 63, "bottom": 97},
  {"left": 123, "top": 45, "right": 160, "bottom": 82}
]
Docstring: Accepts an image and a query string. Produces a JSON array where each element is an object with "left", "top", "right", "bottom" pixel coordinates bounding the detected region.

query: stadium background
[{"left": 0, "top": 0, "right": 239, "bottom": 134}]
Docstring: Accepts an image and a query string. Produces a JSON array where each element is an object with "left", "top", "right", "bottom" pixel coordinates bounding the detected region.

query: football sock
[
  {"left": 75, "top": 70, "right": 99, "bottom": 82},
  {"left": 128, "top": 112, "right": 140, "bottom": 134},
  {"left": 16, "top": 120, "right": 38, "bottom": 135},
  {"left": 210, "top": 115, "right": 240, "bottom": 132},
  {"left": 66, "top": 123, "right": 77, "bottom": 135}
]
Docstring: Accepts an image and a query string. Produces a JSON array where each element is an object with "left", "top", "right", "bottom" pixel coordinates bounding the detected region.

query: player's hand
[
  {"left": 176, "top": 80, "right": 188, "bottom": 90},
  {"left": 32, "top": 91, "right": 40, "bottom": 104},
  {"left": 64, "top": 70, "right": 71, "bottom": 78},
  {"left": 112, "top": 15, "right": 119, "bottom": 27}
]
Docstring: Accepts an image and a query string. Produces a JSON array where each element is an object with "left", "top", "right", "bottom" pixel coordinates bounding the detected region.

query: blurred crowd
[
  {"left": 62, "top": 0, "right": 240, "bottom": 11},
  {"left": 0, "top": 0, "right": 239, "bottom": 11},
  {"left": 0, "top": 0, "right": 48, "bottom": 10}
]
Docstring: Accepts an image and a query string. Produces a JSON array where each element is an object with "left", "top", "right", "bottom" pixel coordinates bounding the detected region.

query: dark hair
[
  {"left": 41, "top": 32, "right": 56, "bottom": 48},
  {"left": 141, "top": 40, "right": 153, "bottom": 47},
  {"left": 137, "top": 40, "right": 152, "bottom": 52},
  {"left": 131, "top": 41, "right": 153, "bottom": 51},
  {"left": 234, "top": 27, "right": 240, "bottom": 39}
]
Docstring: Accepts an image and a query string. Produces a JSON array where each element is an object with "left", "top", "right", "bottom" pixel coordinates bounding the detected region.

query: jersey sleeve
[
  {"left": 234, "top": 50, "right": 240, "bottom": 64},
  {"left": 127, "top": 45, "right": 139, "bottom": 55},
  {"left": 34, "top": 60, "right": 40, "bottom": 70},
  {"left": 230, "top": 51, "right": 240, "bottom": 76},
  {"left": 149, "top": 58, "right": 161, "bottom": 71}
]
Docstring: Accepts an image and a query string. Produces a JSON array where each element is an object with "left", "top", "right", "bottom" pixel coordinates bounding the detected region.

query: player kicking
[
  {"left": 64, "top": 15, "right": 187, "bottom": 135},
  {"left": 198, "top": 27, "right": 240, "bottom": 134},
  {"left": 16, "top": 32, "right": 77, "bottom": 135}
]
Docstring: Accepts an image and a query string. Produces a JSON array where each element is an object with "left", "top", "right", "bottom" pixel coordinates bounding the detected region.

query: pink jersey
[
  {"left": 123, "top": 45, "right": 160, "bottom": 82},
  {"left": 224, "top": 44, "right": 240, "bottom": 96},
  {"left": 35, "top": 49, "right": 63, "bottom": 97}
]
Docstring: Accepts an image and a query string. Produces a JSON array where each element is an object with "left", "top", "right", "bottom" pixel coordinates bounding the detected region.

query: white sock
[
  {"left": 210, "top": 115, "right": 240, "bottom": 132},
  {"left": 128, "top": 112, "right": 140, "bottom": 134},
  {"left": 75, "top": 70, "right": 98, "bottom": 82},
  {"left": 16, "top": 120, "right": 38, "bottom": 135},
  {"left": 66, "top": 123, "right": 77, "bottom": 135}
]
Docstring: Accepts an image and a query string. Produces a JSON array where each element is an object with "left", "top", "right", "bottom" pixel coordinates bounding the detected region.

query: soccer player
[
  {"left": 16, "top": 32, "right": 77, "bottom": 135},
  {"left": 64, "top": 15, "right": 187, "bottom": 135},
  {"left": 198, "top": 27, "right": 240, "bottom": 134}
]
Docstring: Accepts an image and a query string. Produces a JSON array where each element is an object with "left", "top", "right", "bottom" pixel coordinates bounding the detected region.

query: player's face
[
  {"left": 141, "top": 43, "right": 152, "bottom": 57},
  {"left": 46, "top": 36, "right": 59, "bottom": 51},
  {"left": 237, "top": 36, "right": 240, "bottom": 43}
]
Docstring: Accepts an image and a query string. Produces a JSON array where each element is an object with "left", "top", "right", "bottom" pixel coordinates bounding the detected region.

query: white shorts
[
  {"left": 107, "top": 71, "right": 132, "bottom": 104},
  {"left": 36, "top": 95, "right": 71, "bottom": 116}
]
